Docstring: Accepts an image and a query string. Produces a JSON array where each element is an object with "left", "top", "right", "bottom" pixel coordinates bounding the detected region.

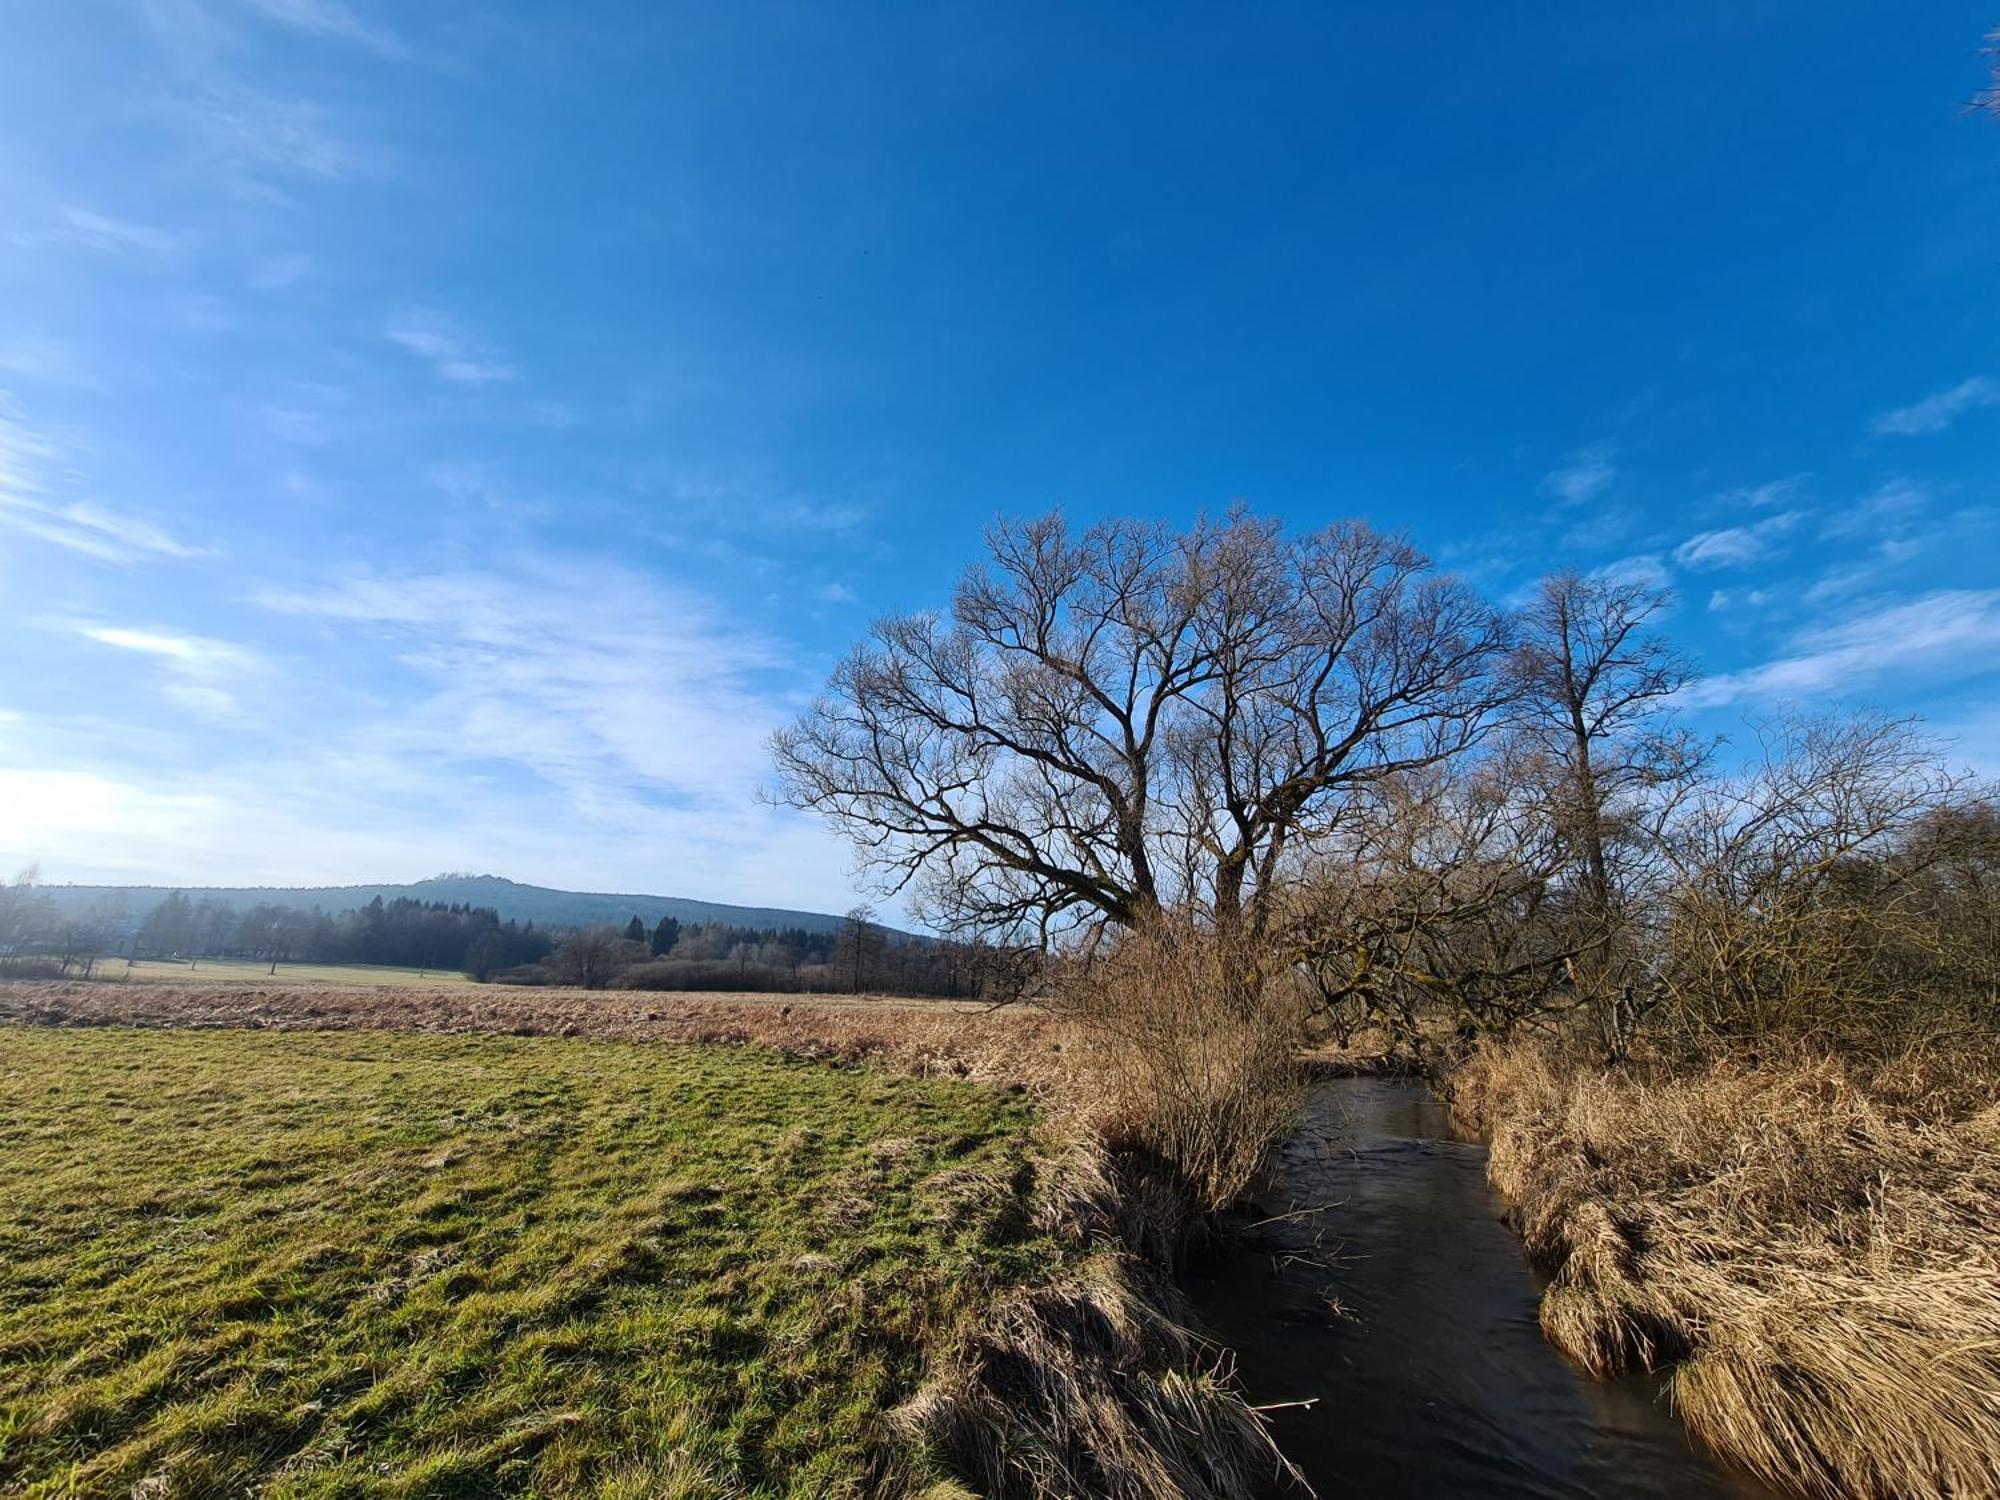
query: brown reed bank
[{"left": 1450, "top": 1039, "right": 2000, "bottom": 1500}]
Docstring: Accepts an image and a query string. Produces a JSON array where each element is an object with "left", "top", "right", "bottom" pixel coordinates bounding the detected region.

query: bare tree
[
  {"left": 773, "top": 510, "right": 1509, "bottom": 961},
  {"left": 1976, "top": 26, "right": 2000, "bottom": 114},
  {"left": 0, "top": 868, "right": 51, "bottom": 969},
  {"left": 835, "top": 903, "right": 881, "bottom": 994},
  {"left": 1509, "top": 571, "right": 1707, "bottom": 1054},
  {"left": 550, "top": 926, "right": 635, "bottom": 990},
  {"left": 52, "top": 918, "right": 109, "bottom": 978},
  {"left": 1277, "top": 743, "right": 1589, "bottom": 1054}
]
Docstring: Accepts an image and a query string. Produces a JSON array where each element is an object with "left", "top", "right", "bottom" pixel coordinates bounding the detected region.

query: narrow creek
[{"left": 1184, "top": 1077, "right": 1778, "bottom": 1499}]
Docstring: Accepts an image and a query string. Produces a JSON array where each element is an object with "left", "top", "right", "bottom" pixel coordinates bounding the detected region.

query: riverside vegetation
[
  {"left": 771, "top": 509, "right": 1999, "bottom": 1499},
  {"left": 1451, "top": 1040, "right": 2000, "bottom": 1500}
]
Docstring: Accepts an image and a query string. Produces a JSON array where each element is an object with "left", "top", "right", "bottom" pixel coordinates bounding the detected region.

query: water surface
[{"left": 1185, "top": 1078, "right": 1775, "bottom": 1499}]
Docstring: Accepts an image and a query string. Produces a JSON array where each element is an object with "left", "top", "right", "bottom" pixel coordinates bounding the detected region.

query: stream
[{"left": 1184, "top": 1077, "right": 1778, "bottom": 1499}]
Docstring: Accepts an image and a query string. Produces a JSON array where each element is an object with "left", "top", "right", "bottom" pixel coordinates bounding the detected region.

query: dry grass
[
  {"left": 0, "top": 981, "right": 1068, "bottom": 1092},
  {"left": 892, "top": 1149, "right": 1301, "bottom": 1500},
  {"left": 1055, "top": 917, "right": 1309, "bottom": 1219},
  {"left": 1451, "top": 1039, "right": 2000, "bottom": 1500}
]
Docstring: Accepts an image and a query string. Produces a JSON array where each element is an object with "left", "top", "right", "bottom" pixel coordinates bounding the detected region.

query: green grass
[
  {"left": 0, "top": 1026, "right": 1059, "bottom": 1497},
  {"left": 96, "top": 957, "right": 481, "bottom": 988}
]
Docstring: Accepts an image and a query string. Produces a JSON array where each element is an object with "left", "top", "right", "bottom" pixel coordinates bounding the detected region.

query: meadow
[{"left": 0, "top": 1025, "right": 1061, "bottom": 1497}]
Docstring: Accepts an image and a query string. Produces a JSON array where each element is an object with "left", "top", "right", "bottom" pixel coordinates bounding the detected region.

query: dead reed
[
  {"left": 1452, "top": 1040, "right": 2000, "bottom": 1499},
  {"left": 892, "top": 1147, "right": 1302, "bottom": 1500}
]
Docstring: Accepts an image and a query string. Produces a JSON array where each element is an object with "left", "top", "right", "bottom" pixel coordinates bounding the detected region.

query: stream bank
[{"left": 1185, "top": 1077, "right": 1775, "bottom": 1499}]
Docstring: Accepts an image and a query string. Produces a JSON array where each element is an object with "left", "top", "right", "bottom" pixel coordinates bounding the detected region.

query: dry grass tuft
[
  {"left": 892, "top": 1149, "right": 1303, "bottom": 1500},
  {"left": 1453, "top": 1040, "right": 2000, "bottom": 1500},
  {"left": 1056, "top": 915, "right": 1310, "bottom": 1217}
]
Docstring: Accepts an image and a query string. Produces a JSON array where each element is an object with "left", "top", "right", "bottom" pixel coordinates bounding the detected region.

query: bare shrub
[
  {"left": 1056, "top": 913, "right": 1307, "bottom": 1217},
  {"left": 547, "top": 926, "right": 641, "bottom": 989},
  {"left": 1656, "top": 713, "right": 1987, "bottom": 1048},
  {"left": 614, "top": 959, "right": 821, "bottom": 993}
]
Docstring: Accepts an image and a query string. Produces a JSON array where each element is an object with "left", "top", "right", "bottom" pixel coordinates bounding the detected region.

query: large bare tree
[
  {"left": 1508, "top": 570, "right": 1707, "bottom": 1052},
  {"left": 771, "top": 510, "right": 1509, "bottom": 946}
]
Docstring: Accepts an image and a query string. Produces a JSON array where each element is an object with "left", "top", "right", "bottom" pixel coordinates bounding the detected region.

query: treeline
[
  {"left": 0, "top": 879, "right": 1015, "bottom": 1000},
  {"left": 0, "top": 872, "right": 114, "bottom": 978},
  {"left": 134, "top": 892, "right": 556, "bottom": 976},
  {"left": 544, "top": 907, "right": 1029, "bottom": 999}
]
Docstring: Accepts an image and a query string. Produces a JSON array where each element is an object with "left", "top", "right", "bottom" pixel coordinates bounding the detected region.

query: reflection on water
[{"left": 1184, "top": 1078, "right": 1776, "bottom": 1500}]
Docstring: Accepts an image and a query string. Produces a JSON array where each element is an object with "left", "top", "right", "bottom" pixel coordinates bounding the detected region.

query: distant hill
[{"left": 35, "top": 873, "right": 857, "bottom": 938}]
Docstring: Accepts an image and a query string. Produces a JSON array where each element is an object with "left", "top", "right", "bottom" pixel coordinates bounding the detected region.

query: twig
[{"left": 1249, "top": 1397, "right": 1320, "bottom": 1413}]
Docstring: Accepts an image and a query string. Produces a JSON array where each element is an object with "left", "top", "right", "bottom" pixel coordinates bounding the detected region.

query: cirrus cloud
[
  {"left": 1672, "top": 509, "right": 1805, "bottom": 571},
  {"left": 1683, "top": 589, "right": 2000, "bottom": 708},
  {"left": 1872, "top": 376, "right": 2000, "bottom": 437}
]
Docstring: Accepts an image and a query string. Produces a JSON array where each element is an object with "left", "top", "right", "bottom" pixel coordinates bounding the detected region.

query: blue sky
[{"left": 2, "top": 1, "right": 1998, "bottom": 915}]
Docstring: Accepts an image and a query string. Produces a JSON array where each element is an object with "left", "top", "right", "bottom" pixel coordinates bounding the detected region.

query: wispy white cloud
[
  {"left": 1684, "top": 590, "right": 2000, "bottom": 708},
  {"left": 0, "top": 341, "right": 107, "bottom": 391},
  {"left": 1800, "top": 548, "right": 1926, "bottom": 608},
  {"left": 139, "top": 0, "right": 384, "bottom": 184},
  {"left": 1713, "top": 475, "right": 1808, "bottom": 512},
  {"left": 0, "top": 500, "right": 208, "bottom": 564},
  {"left": 1671, "top": 509, "right": 1805, "bottom": 571},
  {"left": 251, "top": 559, "right": 792, "bottom": 803},
  {"left": 248, "top": 253, "right": 314, "bottom": 291},
  {"left": 1543, "top": 442, "right": 1616, "bottom": 506},
  {"left": 1558, "top": 505, "right": 1636, "bottom": 551},
  {"left": 653, "top": 471, "right": 873, "bottom": 536},
  {"left": 1801, "top": 566, "right": 1878, "bottom": 606},
  {"left": 236, "top": 0, "right": 408, "bottom": 59},
  {"left": 12, "top": 207, "right": 180, "bottom": 260},
  {"left": 387, "top": 312, "right": 517, "bottom": 384},
  {"left": 49, "top": 206, "right": 182, "bottom": 257},
  {"left": 0, "top": 397, "right": 207, "bottom": 564},
  {"left": 1590, "top": 552, "right": 1669, "bottom": 589},
  {"left": 1709, "top": 588, "right": 1773, "bottom": 612},
  {"left": 1820, "top": 478, "right": 1928, "bottom": 540},
  {"left": 77, "top": 557, "right": 865, "bottom": 906},
  {"left": 187, "top": 85, "right": 378, "bottom": 181},
  {"left": 0, "top": 398, "right": 60, "bottom": 494},
  {"left": 68, "top": 623, "right": 261, "bottom": 718},
  {"left": 1872, "top": 376, "right": 2000, "bottom": 437},
  {"left": 256, "top": 404, "right": 327, "bottom": 446}
]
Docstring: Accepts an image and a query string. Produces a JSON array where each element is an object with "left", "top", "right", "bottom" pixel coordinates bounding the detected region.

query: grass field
[
  {"left": 0, "top": 1025, "right": 1060, "bottom": 1497},
  {"left": 93, "top": 957, "right": 482, "bottom": 988}
]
